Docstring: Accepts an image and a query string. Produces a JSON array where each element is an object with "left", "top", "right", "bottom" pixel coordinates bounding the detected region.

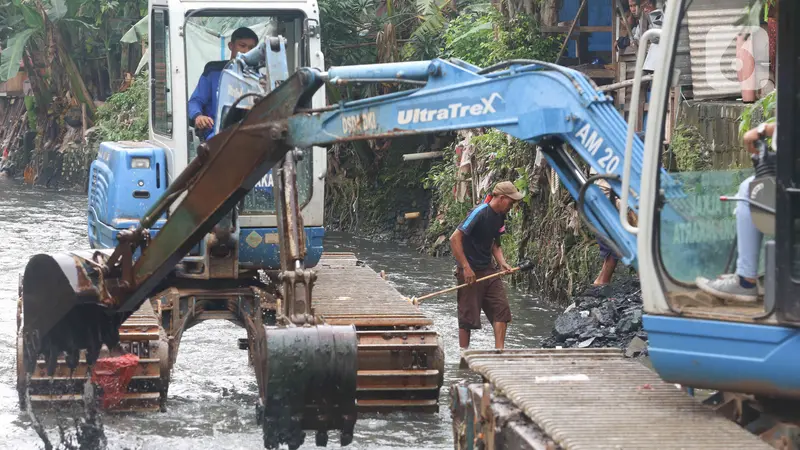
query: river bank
[
  {"left": 4, "top": 69, "right": 604, "bottom": 308},
  {"left": 4, "top": 80, "right": 609, "bottom": 309}
]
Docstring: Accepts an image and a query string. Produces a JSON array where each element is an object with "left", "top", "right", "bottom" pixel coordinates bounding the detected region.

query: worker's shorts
[
  {"left": 598, "top": 238, "right": 618, "bottom": 261},
  {"left": 454, "top": 266, "right": 512, "bottom": 330}
]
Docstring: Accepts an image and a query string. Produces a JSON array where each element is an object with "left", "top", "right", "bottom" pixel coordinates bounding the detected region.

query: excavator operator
[
  {"left": 189, "top": 27, "right": 259, "bottom": 140},
  {"left": 697, "top": 121, "right": 778, "bottom": 303}
]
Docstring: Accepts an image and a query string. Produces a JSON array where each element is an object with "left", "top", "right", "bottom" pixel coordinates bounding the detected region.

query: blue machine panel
[
  {"left": 87, "top": 141, "right": 322, "bottom": 269},
  {"left": 645, "top": 314, "right": 800, "bottom": 397},
  {"left": 88, "top": 141, "right": 168, "bottom": 249},
  {"left": 239, "top": 227, "right": 325, "bottom": 269}
]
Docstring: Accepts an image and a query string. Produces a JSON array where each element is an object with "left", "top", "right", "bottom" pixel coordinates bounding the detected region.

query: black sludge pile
[{"left": 541, "top": 278, "right": 648, "bottom": 358}]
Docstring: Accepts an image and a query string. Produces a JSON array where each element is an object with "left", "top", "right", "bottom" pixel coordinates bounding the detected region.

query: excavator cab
[
  {"left": 636, "top": 0, "right": 800, "bottom": 400},
  {"left": 101, "top": 0, "right": 327, "bottom": 275}
]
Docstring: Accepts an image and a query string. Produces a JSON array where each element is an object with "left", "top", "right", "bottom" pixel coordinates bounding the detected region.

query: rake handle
[{"left": 413, "top": 267, "right": 520, "bottom": 304}]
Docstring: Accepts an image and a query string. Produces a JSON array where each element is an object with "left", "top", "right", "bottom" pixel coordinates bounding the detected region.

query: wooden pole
[
  {"left": 81, "top": 103, "right": 87, "bottom": 143},
  {"left": 555, "top": 0, "right": 587, "bottom": 64},
  {"left": 402, "top": 151, "right": 444, "bottom": 161},
  {"left": 598, "top": 74, "right": 653, "bottom": 92}
]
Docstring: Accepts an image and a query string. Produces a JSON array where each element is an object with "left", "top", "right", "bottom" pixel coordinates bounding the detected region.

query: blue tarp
[{"left": 558, "top": 0, "right": 613, "bottom": 59}]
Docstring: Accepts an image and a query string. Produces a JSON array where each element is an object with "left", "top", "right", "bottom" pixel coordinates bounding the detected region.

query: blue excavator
[
  {"left": 14, "top": 0, "right": 800, "bottom": 448},
  {"left": 20, "top": 1, "right": 447, "bottom": 435}
]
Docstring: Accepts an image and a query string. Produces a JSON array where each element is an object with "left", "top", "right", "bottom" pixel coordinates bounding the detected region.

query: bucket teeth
[
  {"left": 18, "top": 300, "right": 169, "bottom": 415},
  {"left": 65, "top": 349, "right": 80, "bottom": 370},
  {"left": 340, "top": 430, "right": 354, "bottom": 447},
  {"left": 46, "top": 347, "right": 59, "bottom": 376},
  {"left": 86, "top": 333, "right": 102, "bottom": 367},
  {"left": 21, "top": 252, "right": 123, "bottom": 371}
]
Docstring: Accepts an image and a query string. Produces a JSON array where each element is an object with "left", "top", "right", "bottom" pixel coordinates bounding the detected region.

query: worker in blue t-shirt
[{"left": 188, "top": 27, "right": 259, "bottom": 140}]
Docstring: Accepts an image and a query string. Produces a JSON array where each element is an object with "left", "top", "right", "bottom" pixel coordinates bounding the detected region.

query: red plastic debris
[{"left": 91, "top": 353, "right": 140, "bottom": 409}]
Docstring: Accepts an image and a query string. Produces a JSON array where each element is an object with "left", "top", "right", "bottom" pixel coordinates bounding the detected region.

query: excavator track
[
  {"left": 313, "top": 253, "right": 445, "bottom": 413},
  {"left": 16, "top": 252, "right": 444, "bottom": 416},
  {"left": 17, "top": 297, "right": 169, "bottom": 413},
  {"left": 452, "top": 348, "right": 775, "bottom": 450}
]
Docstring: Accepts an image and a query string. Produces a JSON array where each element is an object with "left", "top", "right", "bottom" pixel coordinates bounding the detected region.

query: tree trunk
[
  {"left": 23, "top": 49, "right": 50, "bottom": 114},
  {"left": 55, "top": 30, "right": 97, "bottom": 115},
  {"left": 523, "top": 0, "right": 534, "bottom": 16},
  {"left": 539, "top": 0, "right": 560, "bottom": 26},
  {"left": 34, "top": 0, "right": 96, "bottom": 115}
]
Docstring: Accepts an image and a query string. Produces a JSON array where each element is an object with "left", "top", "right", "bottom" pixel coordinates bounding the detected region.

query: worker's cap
[{"left": 492, "top": 181, "right": 523, "bottom": 201}]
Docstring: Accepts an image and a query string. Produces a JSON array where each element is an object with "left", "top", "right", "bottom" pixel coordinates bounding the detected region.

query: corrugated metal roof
[{"left": 685, "top": 0, "right": 751, "bottom": 99}]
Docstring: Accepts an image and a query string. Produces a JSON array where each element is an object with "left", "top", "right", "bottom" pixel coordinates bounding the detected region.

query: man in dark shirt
[
  {"left": 188, "top": 27, "right": 259, "bottom": 140},
  {"left": 449, "top": 181, "right": 523, "bottom": 350}
]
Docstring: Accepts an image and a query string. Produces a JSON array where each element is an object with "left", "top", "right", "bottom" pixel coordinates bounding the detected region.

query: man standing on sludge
[{"left": 450, "top": 181, "right": 522, "bottom": 350}]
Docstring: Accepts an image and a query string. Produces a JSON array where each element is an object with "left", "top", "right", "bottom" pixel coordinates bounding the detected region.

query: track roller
[{"left": 257, "top": 324, "right": 358, "bottom": 450}]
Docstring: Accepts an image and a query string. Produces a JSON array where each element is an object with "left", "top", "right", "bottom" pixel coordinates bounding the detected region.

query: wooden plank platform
[
  {"left": 313, "top": 252, "right": 443, "bottom": 413},
  {"left": 455, "top": 348, "right": 773, "bottom": 450},
  {"left": 313, "top": 252, "right": 433, "bottom": 327}
]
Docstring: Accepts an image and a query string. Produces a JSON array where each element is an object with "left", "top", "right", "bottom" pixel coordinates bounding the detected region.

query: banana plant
[{"left": 0, "top": 0, "right": 98, "bottom": 114}]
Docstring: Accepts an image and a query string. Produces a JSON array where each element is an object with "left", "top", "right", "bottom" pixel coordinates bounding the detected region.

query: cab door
[
  {"left": 773, "top": 0, "right": 800, "bottom": 322},
  {"left": 634, "top": 0, "right": 797, "bottom": 323},
  {"left": 149, "top": 0, "right": 189, "bottom": 184}
]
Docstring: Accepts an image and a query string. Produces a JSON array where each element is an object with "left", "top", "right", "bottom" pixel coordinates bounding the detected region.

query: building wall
[
  {"left": 0, "top": 72, "right": 30, "bottom": 97},
  {"left": 678, "top": 100, "right": 764, "bottom": 168},
  {"left": 558, "top": 0, "right": 613, "bottom": 57}
]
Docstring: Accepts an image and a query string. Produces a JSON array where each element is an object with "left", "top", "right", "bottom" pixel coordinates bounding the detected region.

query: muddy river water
[{"left": 0, "top": 177, "right": 557, "bottom": 449}]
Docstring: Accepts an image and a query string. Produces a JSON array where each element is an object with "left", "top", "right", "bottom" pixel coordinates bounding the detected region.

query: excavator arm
[
  {"left": 19, "top": 39, "right": 686, "bottom": 449},
  {"left": 284, "top": 58, "right": 684, "bottom": 263}
]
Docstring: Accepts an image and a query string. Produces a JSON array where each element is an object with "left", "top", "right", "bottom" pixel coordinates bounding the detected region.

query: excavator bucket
[
  {"left": 257, "top": 325, "right": 359, "bottom": 449},
  {"left": 20, "top": 251, "right": 120, "bottom": 375}
]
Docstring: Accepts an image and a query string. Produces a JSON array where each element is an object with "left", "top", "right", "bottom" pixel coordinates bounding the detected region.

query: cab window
[{"left": 151, "top": 8, "right": 173, "bottom": 136}]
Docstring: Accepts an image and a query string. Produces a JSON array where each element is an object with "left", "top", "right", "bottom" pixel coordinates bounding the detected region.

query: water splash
[
  {"left": 24, "top": 375, "right": 108, "bottom": 450},
  {"left": 25, "top": 373, "right": 53, "bottom": 450}
]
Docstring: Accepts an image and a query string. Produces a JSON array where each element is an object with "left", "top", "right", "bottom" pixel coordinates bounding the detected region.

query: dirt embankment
[{"left": 540, "top": 277, "right": 647, "bottom": 358}]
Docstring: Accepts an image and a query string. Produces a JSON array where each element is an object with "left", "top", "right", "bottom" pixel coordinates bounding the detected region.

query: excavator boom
[{"left": 285, "top": 58, "right": 685, "bottom": 265}]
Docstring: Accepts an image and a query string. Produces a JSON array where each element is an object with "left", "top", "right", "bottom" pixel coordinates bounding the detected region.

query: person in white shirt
[{"left": 697, "top": 122, "right": 777, "bottom": 302}]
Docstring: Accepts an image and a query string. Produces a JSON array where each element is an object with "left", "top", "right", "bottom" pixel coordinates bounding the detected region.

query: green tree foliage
[
  {"left": 0, "top": 0, "right": 148, "bottom": 182},
  {"left": 441, "top": 8, "right": 561, "bottom": 66},
  {"left": 90, "top": 71, "right": 149, "bottom": 142},
  {"left": 1, "top": 0, "right": 147, "bottom": 111},
  {"left": 61, "top": 71, "right": 149, "bottom": 188},
  {"left": 669, "top": 124, "right": 711, "bottom": 173},
  {"left": 319, "top": 0, "right": 418, "bottom": 67},
  {"left": 738, "top": 89, "right": 776, "bottom": 139}
]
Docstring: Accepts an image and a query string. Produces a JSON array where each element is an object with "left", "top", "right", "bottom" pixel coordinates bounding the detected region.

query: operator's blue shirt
[{"left": 188, "top": 60, "right": 229, "bottom": 140}]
